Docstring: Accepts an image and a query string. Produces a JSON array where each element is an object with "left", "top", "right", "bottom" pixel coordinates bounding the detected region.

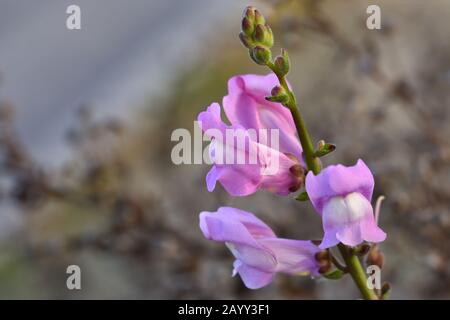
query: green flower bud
[
  {"left": 317, "top": 140, "right": 325, "bottom": 149},
  {"left": 271, "top": 85, "right": 286, "bottom": 97},
  {"left": 243, "top": 6, "right": 256, "bottom": 23},
  {"left": 323, "top": 269, "right": 345, "bottom": 280},
  {"left": 250, "top": 46, "right": 272, "bottom": 65},
  {"left": 381, "top": 282, "right": 391, "bottom": 300},
  {"left": 263, "top": 25, "right": 274, "bottom": 47},
  {"left": 314, "top": 140, "right": 336, "bottom": 157},
  {"left": 241, "top": 17, "right": 254, "bottom": 36},
  {"left": 266, "top": 85, "right": 289, "bottom": 104},
  {"left": 318, "top": 260, "right": 332, "bottom": 274},
  {"left": 254, "top": 9, "right": 265, "bottom": 25},
  {"left": 239, "top": 32, "right": 253, "bottom": 48},
  {"left": 295, "top": 191, "right": 309, "bottom": 201},
  {"left": 254, "top": 24, "right": 265, "bottom": 43},
  {"left": 315, "top": 250, "right": 330, "bottom": 261},
  {"left": 254, "top": 24, "right": 274, "bottom": 48},
  {"left": 274, "top": 49, "right": 290, "bottom": 76}
]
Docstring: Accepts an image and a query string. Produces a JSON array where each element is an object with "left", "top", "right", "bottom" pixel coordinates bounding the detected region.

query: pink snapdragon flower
[
  {"left": 305, "top": 159, "right": 387, "bottom": 249},
  {"left": 199, "top": 207, "right": 320, "bottom": 289},
  {"left": 197, "top": 74, "right": 304, "bottom": 196}
]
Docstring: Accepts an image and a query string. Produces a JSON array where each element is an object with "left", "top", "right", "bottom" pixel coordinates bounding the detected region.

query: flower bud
[
  {"left": 243, "top": 6, "right": 256, "bottom": 23},
  {"left": 323, "top": 269, "right": 344, "bottom": 280},
  {"left": 239, "top": 32, "right": 253, "bottom": 48},
  {"left": 254, "top": 9, "right": 265, "bottom": 25},
  {"left": 254, "top": 24, "right": 273, "bottom": 48},
  {"left": 295, "top": 191, "right": 309, "bottom": 201},
  {"left": 366, "top": 245, "right": 385, "bottom": 269},
  {"left": 289, "top": 164, "right": 304, "bottom": 177},
  {"left": 263, "top": 25, "right": 274, "bottom": 47},
  {"left": 381, "top": 282, "right": 391, "bottom": 299},
  {"left": 315, "top": 249, "right": 333, "bottom": 274},
  {"left": 288, "top": 179, "right": 302, "bottom": 193},
  {"left": 314, "top": 140, "right": 336, "bottom": 157},
  {"left": 254, "top": 24, "right": 265, "bottom": 43},
  {"left": 317, "top": 140, "right": 325, "bottom": 149},
  {"left": 318, "top": 260, "right": 332, "bottom": 274},
  {"left": 241, "top": 17, "right": 254, "bottom": 36},
  {"left": 274, "top": 49, "right": 290, "bottom": 76},
  {"left": 250, "top": 46, "right": 272, "bottom": 65},
  {"left": 266, "top": 85, "right": 289, "bottom": 104},
  {"left": 315, "top": 250, "right": 330, "bottom": 261}
]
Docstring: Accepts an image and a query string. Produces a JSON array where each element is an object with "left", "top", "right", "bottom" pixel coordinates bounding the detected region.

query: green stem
[
  {"left": 268, "top": 63, "right": 321, "bottom": 174},
  {"left": 267, "top": 62, "right": 377, "bottom": 300},
  {"left": 338, "top": 244, "right": 379, "bottom": 300}
]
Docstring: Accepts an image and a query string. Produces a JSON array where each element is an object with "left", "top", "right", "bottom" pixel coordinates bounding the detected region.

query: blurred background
[{"left": 0, "top": 0, "right": 449, "bottom": 299}]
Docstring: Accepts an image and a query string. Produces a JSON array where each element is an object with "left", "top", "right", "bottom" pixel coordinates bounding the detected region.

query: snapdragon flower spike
[
  {"left": 305, "top": 159, "right": 387, "bottom": 249},
  {"left": 197, "top": 73, "right": 305, "bottom": 196},
  {"left": 199, "top": 207, "right": 321, "bottom": 289}
]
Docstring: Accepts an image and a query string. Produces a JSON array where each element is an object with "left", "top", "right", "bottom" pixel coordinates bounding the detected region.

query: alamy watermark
[
  {"left": 366, "top": 5, "right": 381, "bottom": 30},
  {"left": 171, "top": 121, "right": 282, "bottom": 175},
  {"left": 66, "top": 5, "right": 81, "bottom": 30},
  {"left": 366, "top": 265, "right": 381, "bottom": 290},
  {"left": 66, "top": 265, "right": 81, "bottom": 290}
]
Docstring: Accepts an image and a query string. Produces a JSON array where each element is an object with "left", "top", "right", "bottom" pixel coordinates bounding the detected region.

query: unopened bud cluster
[
  {"left": 240, "top": 7, "right": 274, "bottom": 65},
  {"left": 240, "top": 7, "right": 292, "bottom": 108},
  {"left": 239, "top": 6, "right": 289, "bottom": 74}
]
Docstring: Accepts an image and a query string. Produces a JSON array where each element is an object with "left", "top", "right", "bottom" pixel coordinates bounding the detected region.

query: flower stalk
[
  {"left": 338, "top": 244, "right": 379, "bottom": 300},
  {"left": 196, "top": 6, "right": 388, "bottom": 300},
  {"left": 267, "top": 62, "right": 322, "bottom": 175},
  {"left": 240, "top": 6, "right": 381, "bottom": 300}
]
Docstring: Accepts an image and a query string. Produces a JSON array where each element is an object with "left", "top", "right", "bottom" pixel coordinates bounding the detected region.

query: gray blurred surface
[{"left": 0, "top": 0, "right": 246, "bottom": 166}]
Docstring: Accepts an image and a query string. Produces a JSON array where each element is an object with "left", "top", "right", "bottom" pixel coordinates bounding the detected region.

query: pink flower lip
[{"left": 306, "top": 160, "right": 387, "bottom": 249}]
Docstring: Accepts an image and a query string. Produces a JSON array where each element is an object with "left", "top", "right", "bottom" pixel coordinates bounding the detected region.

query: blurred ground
[
  {"left": 0, "top": 0, "right": 449, "bottom": 299},
  {"left": 0, "top": 0, "right": 243, "bottom": 166}
]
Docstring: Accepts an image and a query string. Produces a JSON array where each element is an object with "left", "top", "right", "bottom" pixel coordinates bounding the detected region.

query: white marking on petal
[
  {"left": 345, "top": 192, "right": 370, "bottom": 221},
  {"left": 323, "top": 192, "right": 371, "bottom": 227}
]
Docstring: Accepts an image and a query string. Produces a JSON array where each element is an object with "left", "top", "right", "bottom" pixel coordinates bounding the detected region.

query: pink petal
[
  {"left": 259, "top": 238, "right": 320, "bottom": 275},
  {"left": 227, "top": 243, "right": 277, "bottom": 271},
  {"left": 199, "top": 207, "right": 276, "bottom": 243},
  {"left": 306, "top": 159, "right": 375, "bottom": 213},
  {"left": 319, "top": 230, "right": 340, "bottom": 249},
  {"left": 361, "top": 214, "right": 387, "bottom": 243},
  {"left": 199, "top": 212, "right": 260, "bottom": 248},
  {"left": 198, "top": 101, "right": 300, "bottom": 197},
  {"left": 206, "top": 166, "right": 220, "bottom": 192},
  {"left": 223, "top": 74, "right": 303, "bottom": 162},
  {"left": 233, "top": 260, "right": 274, "bottom": 289},
  {"left": 319, "top": 192, "right": 386, "bottom": 248},
  {"left": 336, "top": 223, "right": 363, "bottom": 247}
]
